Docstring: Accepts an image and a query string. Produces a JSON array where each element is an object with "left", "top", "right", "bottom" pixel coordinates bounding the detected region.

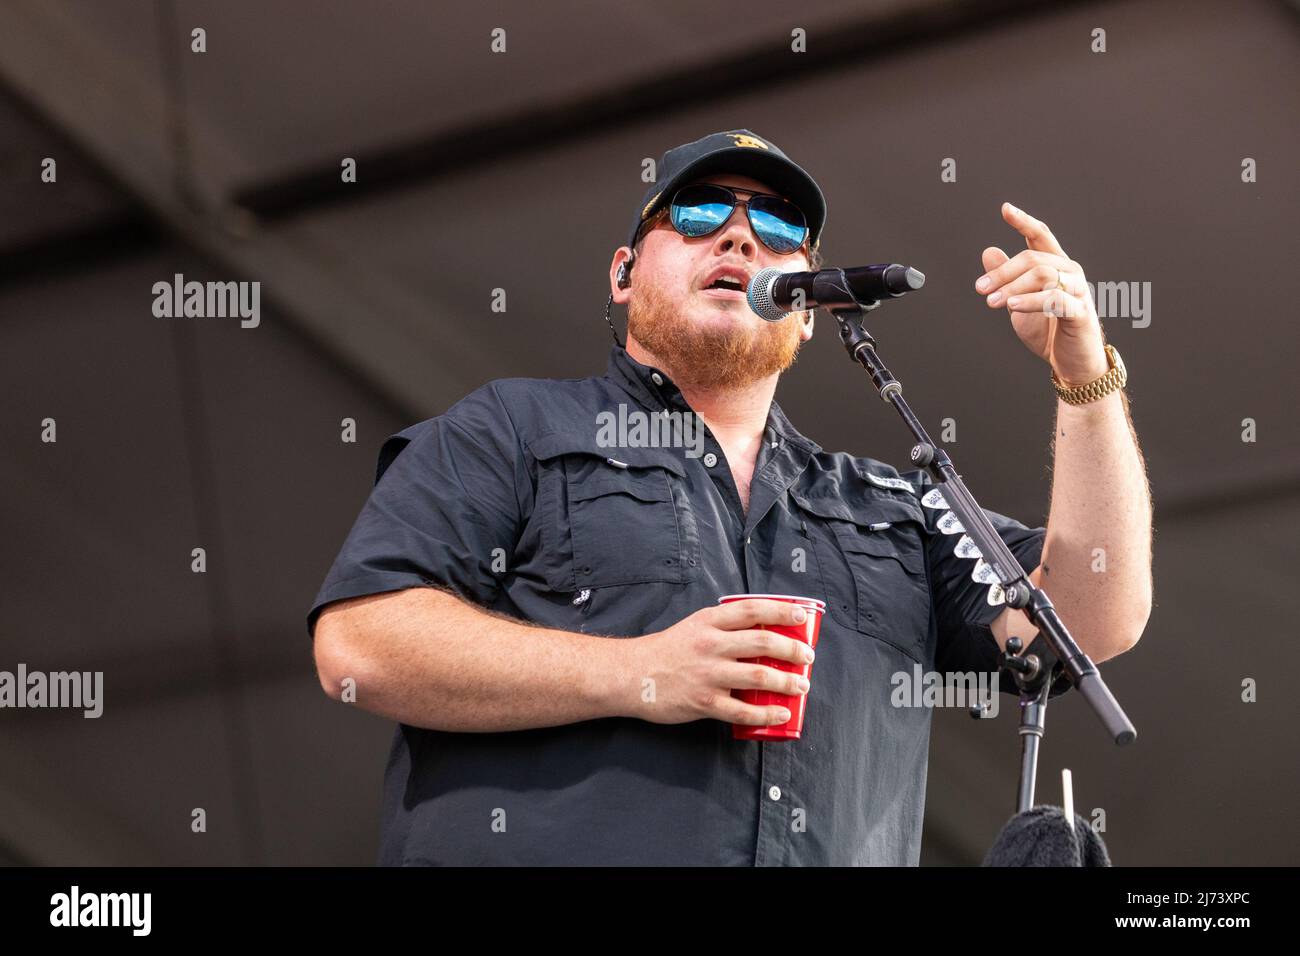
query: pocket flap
[
  {"left": 570, "top": 469, "right": 672, "bottom": 504},
  {"left": 790, "top": 490, "right": 924, "bottom": 527},
  {"left": 528, "top": 430, "right": 688, "bottom": 478},
  {"left": 791, "top": 491, "right": 926, "bottom": 573}
]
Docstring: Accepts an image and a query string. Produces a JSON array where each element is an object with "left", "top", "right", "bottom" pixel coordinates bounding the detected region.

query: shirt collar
[
  {"left": 606, "top": 343, "right": 687, "bottom": 413},
  {"left": 605, "top": 344, "right": 821, "bottom": 456}
]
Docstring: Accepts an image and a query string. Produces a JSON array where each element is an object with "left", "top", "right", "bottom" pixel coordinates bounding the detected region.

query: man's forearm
[
  {"left": 1035, "top": 389, "right": 1154, "bottom": 660},
  {"left": 313, "top": 587, "right": 634, "bottom": 732}
]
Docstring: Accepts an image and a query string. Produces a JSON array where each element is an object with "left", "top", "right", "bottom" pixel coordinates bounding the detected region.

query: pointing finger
[{"left": 1002, "top": 202, "right": 1067, "bottom": 257}]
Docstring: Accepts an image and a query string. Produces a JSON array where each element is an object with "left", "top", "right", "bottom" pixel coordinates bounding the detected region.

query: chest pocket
[
  {"left": 529, "top": 431, "right": 694, "bottom": 591},
  {"left": 790, "top": 489, "right": 931, "bottom": 661}
]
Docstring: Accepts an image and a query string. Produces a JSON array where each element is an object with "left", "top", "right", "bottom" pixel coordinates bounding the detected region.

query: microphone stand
[{"left": 828, "top": 295, "right": 1136, "bottom": 812}]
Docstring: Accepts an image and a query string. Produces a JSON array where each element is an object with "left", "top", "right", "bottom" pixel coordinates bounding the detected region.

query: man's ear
[
  {"left": 799, "top": 310, "right": 815, "bottom": 342},
  {"left": 610, "top": 247, "right": 636, "bottom": 304}
]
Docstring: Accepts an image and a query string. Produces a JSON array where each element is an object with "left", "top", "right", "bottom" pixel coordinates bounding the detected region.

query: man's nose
[{"left": 714, "top": 208, "right": 758, "bottom": 256}]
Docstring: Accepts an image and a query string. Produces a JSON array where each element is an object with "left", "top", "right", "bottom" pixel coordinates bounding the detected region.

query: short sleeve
[
  {"left": 306, "top": 383, "right": 526, "bottom": 638},
  {"left": 901, "top": 468, "right": 1072, "bottom": 699}
]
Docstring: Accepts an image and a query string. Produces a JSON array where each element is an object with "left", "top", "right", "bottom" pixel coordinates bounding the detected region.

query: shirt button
[
  {"left": 768, "top": 785, "right": 782, "bottom": 801},
  {"left": 703, "top": 452, "right": 718, "bottom": 467},
  {"left": 651, "top": 372, "right": 664, "bottom": 386}
]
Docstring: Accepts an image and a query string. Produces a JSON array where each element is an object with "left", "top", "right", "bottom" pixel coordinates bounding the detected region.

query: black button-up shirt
[{"left": 308, "top": 345, "right": 1070, "bottom": 866}]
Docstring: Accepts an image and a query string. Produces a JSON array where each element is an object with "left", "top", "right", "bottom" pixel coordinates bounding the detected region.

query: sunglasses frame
[{"left": 661, "top": 183, "right": 810, "bottom": 255}]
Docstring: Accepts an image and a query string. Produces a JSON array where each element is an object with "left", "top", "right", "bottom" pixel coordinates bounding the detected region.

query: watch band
[{"left": 1052, "top": 344, "right": 1127, "bottom": 406}]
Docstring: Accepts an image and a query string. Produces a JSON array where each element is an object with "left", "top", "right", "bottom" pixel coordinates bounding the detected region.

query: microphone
[{"left": 747, "top": 264, "right": 925, "bottom": 321}]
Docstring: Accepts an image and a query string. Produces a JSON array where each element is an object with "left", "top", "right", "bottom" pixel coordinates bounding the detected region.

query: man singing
[{"left": 307, "top": 129, "right": 1152, "bottom": 866}]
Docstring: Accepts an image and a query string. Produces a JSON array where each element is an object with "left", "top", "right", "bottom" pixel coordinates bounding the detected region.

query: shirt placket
[
  {"left": 615, "top": 351, "right": 811, "bottom": 867},
  {"left": 755, "top": 726, "right": 795, "bottom": 865},
  {"left": 639, "top": 366, "right": 751, "bottom": 575},
  {"left": 697, "top": 431, "right": 748, "bottom": 558}
]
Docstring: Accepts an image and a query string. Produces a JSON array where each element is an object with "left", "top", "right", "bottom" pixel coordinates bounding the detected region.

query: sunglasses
[{"left": 664, "top": 183, "right": 809, "bottom": 255}]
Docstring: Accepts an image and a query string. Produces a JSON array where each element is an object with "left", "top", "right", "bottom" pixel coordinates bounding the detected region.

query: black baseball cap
[{"left": 627, "top": 129, "right": 827, "bottom": 254}]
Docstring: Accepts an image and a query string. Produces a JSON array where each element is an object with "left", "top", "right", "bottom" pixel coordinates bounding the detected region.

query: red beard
[{"left": 627, "top": 279, "right": 805, "bottom": 390}]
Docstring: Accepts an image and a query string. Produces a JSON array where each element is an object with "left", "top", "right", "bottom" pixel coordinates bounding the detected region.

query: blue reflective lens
[
  {"left": 749, "top": 200, "right": 805, "bottom": 254},
  {"left": 671, "top": 199, "right": 731, "bottom": 237},
  {"left": 669, "top": 185, "right": 807, "bottom": 254}
]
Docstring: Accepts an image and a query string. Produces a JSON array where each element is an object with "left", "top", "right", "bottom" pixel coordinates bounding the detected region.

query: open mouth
[{"left": 701, "top": 276, "right": 747, "bottom": 297}]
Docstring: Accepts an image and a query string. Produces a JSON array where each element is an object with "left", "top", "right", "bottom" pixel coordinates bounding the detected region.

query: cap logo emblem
[{"left": 729, "top": 134, "right": 769, "bottom": 150}]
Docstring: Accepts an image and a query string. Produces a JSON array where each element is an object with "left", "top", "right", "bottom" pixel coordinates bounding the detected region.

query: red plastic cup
[{"left": 718, "top": 593, "right": 826, "bottom": 741}]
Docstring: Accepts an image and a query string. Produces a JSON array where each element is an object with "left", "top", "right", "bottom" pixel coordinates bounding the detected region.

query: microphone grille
[{"left": 746, "top": 267, "right": 789, "bottom": 322}]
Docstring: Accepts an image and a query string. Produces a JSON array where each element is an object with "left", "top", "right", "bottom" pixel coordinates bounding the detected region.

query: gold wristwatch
[{"left": 1052, "top": 344, "right": 1127, "bottom": 406}]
